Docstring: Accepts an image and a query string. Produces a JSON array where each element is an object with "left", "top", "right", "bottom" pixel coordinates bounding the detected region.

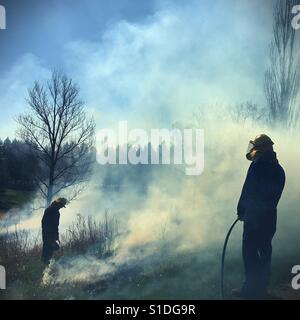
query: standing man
[
  {"left": 233, "top": 134, "right": 285, "bottom": 299},
  {"left": 41, "top": 198, "right": 67, "bottom": 264}
]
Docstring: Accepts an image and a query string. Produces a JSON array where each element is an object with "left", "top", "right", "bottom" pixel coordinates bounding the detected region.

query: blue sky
[
  {"left": 0, "top": 0, "right": 155, "bottom": 73},
  {"left": 0, "top": 0, "right": 275, "bottom": 137}
]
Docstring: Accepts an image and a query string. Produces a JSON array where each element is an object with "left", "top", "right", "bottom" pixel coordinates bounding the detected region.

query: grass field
[{"left": 0, "top": 212, "right": 299, "bottom": 300}]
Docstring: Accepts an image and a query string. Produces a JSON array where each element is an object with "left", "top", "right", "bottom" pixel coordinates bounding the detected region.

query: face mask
[
  {"left": 246, "top": 149, "right": 259, "bottom": 161},
  {"left": 246, "top": 141, "right": 256, "bottom": 161}
]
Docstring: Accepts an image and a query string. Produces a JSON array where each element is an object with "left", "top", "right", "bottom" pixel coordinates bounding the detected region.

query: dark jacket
[
  {"left": 237, "top": 151, "right": 285, "bottom": 230},
  {"left": 41, "top": 204, "right": 60, "bottom": 241}
]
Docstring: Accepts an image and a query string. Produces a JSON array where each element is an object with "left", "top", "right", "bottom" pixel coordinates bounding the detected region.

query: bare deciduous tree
[
  {"left": 264, "top": 0, "right": 300, "bottom": 128},
  {"left": 230, "top": 101, "right": 267, "bottom": 124},
  {"left": 17, "top": 72, "right": 96, "bottom": 205}
]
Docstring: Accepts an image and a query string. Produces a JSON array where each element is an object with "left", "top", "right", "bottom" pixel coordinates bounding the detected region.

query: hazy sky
[{"left": 0, "top": 0, "right": 275, "bottom": 137}]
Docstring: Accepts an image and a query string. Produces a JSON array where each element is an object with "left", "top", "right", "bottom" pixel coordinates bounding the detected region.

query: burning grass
[
  {"left": 0, "top": 212, "right": 118, "bottom": 299},
  {"left": 0, "top": 211, "right": 299, "bottom": 300}
]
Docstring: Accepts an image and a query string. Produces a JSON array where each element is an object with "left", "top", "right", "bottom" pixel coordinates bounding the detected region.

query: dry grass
[
  {"left": 0, "top": 212, "right": 118, "bottom": 298},
  {"left": 61, "top": 211, "right": 118, "bottom": 257},
  {"left": 0, "top": 226, "right": 42, "bottom": 283}
]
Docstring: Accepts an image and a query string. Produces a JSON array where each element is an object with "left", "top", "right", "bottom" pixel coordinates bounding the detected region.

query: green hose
[{"left": 220, "top": 218, "right": 240, "bottom": 300}]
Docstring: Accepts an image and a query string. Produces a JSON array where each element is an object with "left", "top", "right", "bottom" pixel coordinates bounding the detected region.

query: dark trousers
[
  {"left": 42, "top": 233, "right": 57, "bottom": 265},
  {"left": 42, "top": 242, "right": 55, "bottom": 265},
  {"left": 242, "top": 222, "right": 276, "bottom": 297}
]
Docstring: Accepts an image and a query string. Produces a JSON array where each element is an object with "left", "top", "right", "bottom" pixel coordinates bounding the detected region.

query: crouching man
[{"left": 41, "top": 198, "right": 68, "bottom": 265}]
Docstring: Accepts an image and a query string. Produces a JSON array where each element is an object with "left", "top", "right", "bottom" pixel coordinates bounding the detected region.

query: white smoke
[
  {"left": 1, "top": 0, "right": 299, "bottom": 298},
  {"left": 39, "top": 116, "right": 299, "bottom": 292}
]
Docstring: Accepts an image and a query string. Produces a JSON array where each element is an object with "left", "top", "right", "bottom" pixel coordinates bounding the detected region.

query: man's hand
[{"left": 237, "top": 213, "right": 244, "bottom": 221}]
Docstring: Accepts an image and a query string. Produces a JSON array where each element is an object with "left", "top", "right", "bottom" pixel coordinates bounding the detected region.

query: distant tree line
[
  {"left": 0, "top": 136, "right": 97, "bottom": 195},
  {"left": 0, "top": 138, "right": 39, "bottom": 191}
]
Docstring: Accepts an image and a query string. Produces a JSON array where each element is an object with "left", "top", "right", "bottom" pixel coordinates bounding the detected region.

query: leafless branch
[
  {"left": 264, "top": 0, "right": 300, "bottom": 129},
  {"left": 16, "top": 71, "right": 96, "bottom": 205}
]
